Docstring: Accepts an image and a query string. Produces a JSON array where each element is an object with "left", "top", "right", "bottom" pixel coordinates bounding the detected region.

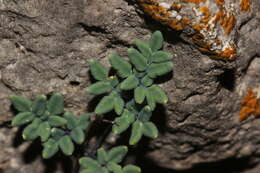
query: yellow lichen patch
[
  {"left": 181, "top": 0, "right": 206, "bottom": 3},
  {"left": 215, "top": 0, "right": 225, "bottom": 6},
  {"left": 240, "top": 0, "right": 251, "bottom": 11},
  {"left": 240, "top": 88, "right": 260, "bottom": 121}
]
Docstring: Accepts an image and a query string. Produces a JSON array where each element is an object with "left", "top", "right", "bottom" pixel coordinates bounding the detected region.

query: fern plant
[{"left": 10, "top": 31, "right": 173, "bottom": 173}]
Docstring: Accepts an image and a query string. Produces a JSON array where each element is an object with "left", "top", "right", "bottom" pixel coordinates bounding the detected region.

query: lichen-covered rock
[
  {"left": 137, "top": 0, "right": 253, "bottom": 60},
  {"left": 0, "top": 0, "right": 259, "bottom": 172}
]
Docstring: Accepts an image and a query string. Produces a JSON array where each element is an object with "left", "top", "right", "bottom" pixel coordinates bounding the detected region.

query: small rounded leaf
[
  {"left": 48, "top": 116, "right": 67, "bottom": 127},
  {"left": 47, "top": 93, "right": 64, "bottom": 115},
  {"left": 89, "top": 60, "right": 108, "bottom": 81},
  {"left": 138, "top": 106, "right": 152, "bottom": 122},
  {"left": 107, "top": 162, "right": 123, "bottom": 173},
  {"left": 11, "top": 112, "right": 34, "bottom": 126},
  {"left": 149, "top": 31, "right": 163, "bottom": 52},
  {"left": 133, "top": 40, "right": 152, "bottom": 58},
  {"left": 145, "top": 89, "right": 156, "bottom": 110},
  {"left": 87, "top": 81, "right": 112, "bottom": 95},
  {"left": 114, "top": 97, "right": 124, "bottom": 115},
  {"left": 38, "top": 121, "right": 51, "bottom": 142},
  {"left": 70, "top": 127, "right": 85, "bottom": 144},
  {"left": 129, "top": 121, "right": 143, "bottom": 145},
  {"left": 97, "top": 148, "right": 108, "bottom": 164},
  {"left": 95, "top": 96, "right": 115, "bottom": 115},
  {"left": 107, "top": 146, "right": 128, "bottom": 163},
  {"left": 142, "top": 122, "right": 158, "bottom": 139},
  {"left": 120, "top": 75, "right": 139, "bottom": 90},
  {"left": 78, "top": 113, "right": 91, "bottom": 130},
  {"left": 32, "top": 95, "right": 47, "bottom": 116},
  {"left": 127, "top": 48, "right": 147, "bottom": 71},
  {"left": 10, "top": 96, "right": 32, "bottom": 112},
  {"left": 148, "top": 85, "right": 168, "bottom": 104},
  {"left": 22, "top": 123, "right": 39, "bottom": 140},
  {"left": 79, "top": 157, "right": 100, "bottom": 170},
  {"left": 141, "top": 75, "right": 153, "bottom": 87},
  {"left": 51, "top": 128, "right": 65, "bottom": 140},
  {"left": 123, "top": 165, "right": 141, "bottom": 173},
  {"left": 42, "top": 139, "right": 59, "bottom": 159},
  {"left": 109, "top": 54, "right": 132, "bottom": 78},
  {"left": 59, "top": 135, "right": 75, "bottom": 155},
  {"left": 151, "top": 51, "right": 173, "bottom": 62},
  {"left": 134, "top": 87, "right": 146, "bottom": 104},
  {"left": 147, "top": 62, "right": 173, "bottom": 78},
  {"left": 112, "top": 116, "right": 130, "bottom": 134},
  {"left": 63, "top": 112, "right": 78, "bottom": 130}
]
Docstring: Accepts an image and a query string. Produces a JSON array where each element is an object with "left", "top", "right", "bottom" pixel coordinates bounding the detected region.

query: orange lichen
[
  {"left": 200, "top": 6, "right": 211, "bottom": 23},
  {"left": 219, "top": 46, "right": 236, "bottom": 60},
  {"left": 240, "top": 88, "right": 260, "bottom": 121},
  {"left": 240, "top": 0, "right": 251, "bottom": 11},
  {"left": 215, "top": 0, "right": 225, "bottom": 6},
  {"left": 171, "top": 3, "right": 182, "bottom": 11},
  {"left": 214, "top": 10, "right": 236, "bottom": 35},
  {"left": 222, "top": 15, "right": 236, "bottom": 35},
  {"left": 137, "top": 0, "right": 239, "bottom": 60},
  {"left": 181, "top": 0, "right": 206, "bottom": 3}
]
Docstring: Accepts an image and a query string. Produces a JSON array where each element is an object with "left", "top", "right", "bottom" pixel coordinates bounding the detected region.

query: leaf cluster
[
  {"left": 79, "top": 146, "right": 140, "bottom": 173},
  {"left": 10, "top": 31, "right": 173, "bottom": 173},
  {"left": 11, "top": 94, "right": 91, "bottom": 159},
  {"left": 87, "top": 31, "right": 172, "bottom": 145}
]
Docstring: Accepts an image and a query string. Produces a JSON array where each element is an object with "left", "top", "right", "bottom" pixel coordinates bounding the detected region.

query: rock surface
[{"left": 0, "top": 0, "right": 259, "bottom": 173}]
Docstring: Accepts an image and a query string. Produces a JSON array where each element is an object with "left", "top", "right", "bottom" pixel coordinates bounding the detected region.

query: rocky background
[{"left": 0, "top": 0, "right": 259, "bottom": 173}]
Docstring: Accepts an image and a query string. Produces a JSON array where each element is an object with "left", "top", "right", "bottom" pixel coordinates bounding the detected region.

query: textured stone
[{"left": 0, "top": 0, "right": 259, "bottom": 172}]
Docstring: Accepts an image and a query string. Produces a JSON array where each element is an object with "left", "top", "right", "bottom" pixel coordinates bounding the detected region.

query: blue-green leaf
[
  {"left": 95, "top": 96, "right": 115, "bottom": 115},
  {"left": 79, "top": 157, "right": 100, "bottom": 170},
  {"left": 148, "top": 85, "right": 168, "bottom": 104},
  {"left": 47, "top": 93, "right": 64, "bottom": 115},
  {"left": 42, "top": 139, "right": 59, "bottom": 159},
  {"left": 138, "top": 106, "right": 152, "bottom": 122},
  {"left": 120, "top": 75, "right": 139, "bottom": 90},
  {"left": 129, "top": 121, "right": 143, "bottom": 145},
  {"left": 142, "top": 122, "right": 158, "bottom": 139},
  {"left": 97, "top": 148, "right": 108, "bottom": 165},
  {"left": 151, "top": 51, "right": 173, "bottom": 62},
  {"left": 127, "top": 48, "right": 147, "bottom": 71},
  {"left": 32, "top": 95, "right": 47, "bottom": 116},
  {"left": 107, "top": 162, "right": 123, "bottom": 173},
  {"left": 22, "top": 119, "right": 41, "bottom": 140},
  {"left": 147, "top": 62, "right": 173, "bottom": 78},
  {"left": 10, "top": 96, "right": 31, "bottom": 112},
  {"left": 107, "top": 146, "right": 128, "bottom": 163},
  {"left": 38, "top": 121, "right": 51, "bottom": 142},
  {"left": 123, "top": 165, "right": 141, "bottom": 173},
  {"left": 141, "top": 75, "right": 153, "bottom": 87},
  {"left": 48, "top": 116, "right": 67, "bottom": 127},
  {"left": 89, "top": 60, "right": 108, "bottom": 81},
  {"left": 87, "top": 81, "right": 112, "bottom": 95},
  {"left": 149, "top": 31, "right": 163, "bottom": 52},
  {"left": 11, "top": 112, "right": 34, "bottom": 126},
  {"left": 59, "top": 135, "right": 74, "bottom": 155},
  {"left": 134, "top": 87, "right": 146, "bottom": 104},
  {"left": 78, "top": 113, "right": 91, "bottom": 130},
  {"left": 109, "top": 54, "right": 132, "bottom": 78},
  {"left": 114, "top": 97, "right": 124, "bottom": 115},
  {"left": 133, "top": 40, "right": 152, "bottom": 59},
  {"left": 63, "top": 112, "right": 78, "bottom": 130},
  {"left": 70, "top": 127, "right": 85, "bottom": 144}
]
